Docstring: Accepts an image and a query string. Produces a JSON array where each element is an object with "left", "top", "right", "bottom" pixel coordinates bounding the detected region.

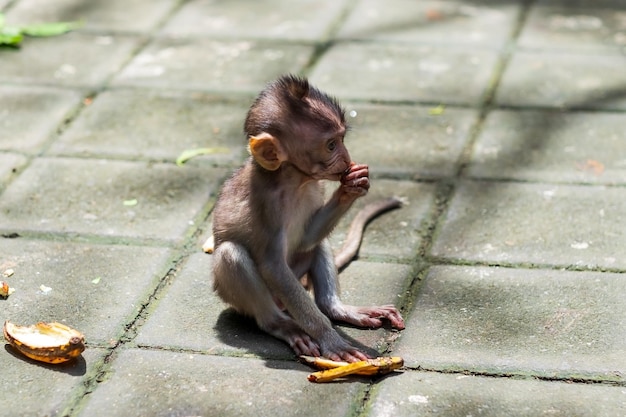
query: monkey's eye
[{"left": 327, "top": 140, "right": 337, "bottom": 151}]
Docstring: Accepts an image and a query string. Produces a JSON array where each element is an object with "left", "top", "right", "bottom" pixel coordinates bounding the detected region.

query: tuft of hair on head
[
  {"left": 278, "top": 74, "right": 310, "bottom": 100},
  {"left": 244, "top": 74, "right": 346, "bottom": 140}
]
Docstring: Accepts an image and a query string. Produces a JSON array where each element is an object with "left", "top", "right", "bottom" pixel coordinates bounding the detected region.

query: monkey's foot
[
  {"left": 330, "top": 305, "right": 406, "bottom": 330},
  {"left": 262, "top": 317, "right": 321, "bottom": 357}
]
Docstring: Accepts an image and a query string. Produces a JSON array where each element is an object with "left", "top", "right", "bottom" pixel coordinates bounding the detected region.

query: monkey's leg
[
  {"left": 212, "top": 241, "right": 321, "bottom": 356},
  {"left": 310, "top": 240, "right": 406, "bottom": 331}
]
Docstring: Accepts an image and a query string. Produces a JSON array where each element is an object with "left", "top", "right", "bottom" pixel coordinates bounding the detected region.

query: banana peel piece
[
  {"left": 3, "top": 321, "right": 85, "bottom": 364},
  {"left": 202, "top": 235, "right": 214, "bottom": 254},
  {"left": 0, "top": 281, "right": 13, "bottom": 297},
  {"left": 301, "top": 355, "right": 403, "bottom": 383}
]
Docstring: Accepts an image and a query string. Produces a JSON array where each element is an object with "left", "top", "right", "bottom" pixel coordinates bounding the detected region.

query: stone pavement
[{"left": 1, "top": 0, "right": 626, "bottom": 415}]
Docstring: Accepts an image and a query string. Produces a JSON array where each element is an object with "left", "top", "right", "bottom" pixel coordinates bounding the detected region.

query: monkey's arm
[{"left": 300, "top": 163, "right": 370, "bottom": 251}]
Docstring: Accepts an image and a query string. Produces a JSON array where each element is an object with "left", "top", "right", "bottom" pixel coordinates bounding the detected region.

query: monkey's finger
[
  {"left": 343, "top": 176, "right": 370, "bottom": 186},
  {"left": 379, "top": 313, "right": 405, "bottom": 330},
  {"left": 375, "top": 305, "right": 406, "bottom": 330},
  {"left": 347, "top": 162, "right": 368, "bottom": 171},
  {"left": 292, "top": 337, "right": 321, "bottom": 358},
  {"left": 342, "top": 165, "right": 369, "bottom": 182},
  {"left": 325, "top": 352, "right": 343, "bottom": 362},
  {"left": 321, "top": 343, "right": 365, "bottom": 363},
  {"left": 341, "top": 185, "right": 369, "bottom": 196},
  {"left": 338, "top": 349, "right": 370, "bottom": 363},
  {"left": 361, "top": 317, "right": 384, "bottom": 328},
  {"left": 341, "top": 178, "right": 370, "bottom": 193},
  {"left": 369, "top": 306, "right": 406, "bottom": 330},
  {"left": 388, "top": 312, "right": 406, "bottom": 330}
]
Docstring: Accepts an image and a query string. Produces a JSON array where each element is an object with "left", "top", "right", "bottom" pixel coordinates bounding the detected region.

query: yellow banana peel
[
  {"left": 3, "top": 321, "right": 85, "bottom": 364},
  {"left": 301, "top": 355, "right": 404, "bottom": 383}
]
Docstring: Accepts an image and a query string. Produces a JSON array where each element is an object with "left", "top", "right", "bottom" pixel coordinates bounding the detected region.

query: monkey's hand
[
  {"left": 318, "top": 331, "right": 370, "bottom": 363},
  {"left": 339, "top": 163, "right": 369, "bottom": 202}
]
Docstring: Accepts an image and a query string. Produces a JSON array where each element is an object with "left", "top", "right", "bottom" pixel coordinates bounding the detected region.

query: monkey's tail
[{"left": 334, "top": 197, "right": 403, "bottom": 271}]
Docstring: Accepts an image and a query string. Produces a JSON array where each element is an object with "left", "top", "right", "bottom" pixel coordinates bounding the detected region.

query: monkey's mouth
[
  {"left": 337, "top": 166, "right": 352, "bottom": 181},
  {"left": 330, "top": 169, "right": 349, "bottom": 181},
  {"left": 315, "top": 172, "right": 343, "bottom": 181},
  {"left": 312, "top": 168, "right": 347, "bottom": 181}
]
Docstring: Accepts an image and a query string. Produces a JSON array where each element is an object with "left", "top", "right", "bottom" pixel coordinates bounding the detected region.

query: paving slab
[
  {"left": 78, "top": 348, "right": 366, "bottom": 417},
  {"left": 49, "top": 89, "right": 250, "bottom": 164},
  {"left": 3, "top": 0, "right": 626, "bottom": 415},
  {"left": 431, "top": 180, "right": 626, "bottom": 269},
  {"left": 396, "top": 265, "right": 626, "bottom": 378},
  {"left": 370, "top": 371, "right": 626, "bottom": 417},
  {"left": 309, "top": 43, "right": 498, "bottom": 105},
  {"left": 495, "top": 50, "right": 626, "bottom": 110},
  {"left": 113, "top": 38, "right": 314, "bottom": 93},
  {"left": 5, "top": 0, "right": 178, "bottom": 33},
  {"left": 161, "top": 0, "right": 348, "bottom": 41},
  {"left": 137, "top": 253, "right": 410, "bottom": 358},
  {"left": 0, "top": 238, "right": 172, "bottom": 343},
  {"left": 0, "top": 85, "right": 83, "bottom": 154},
  {"left": 343, "top": 103, "right": 478, "bottom": 178},
  {"left": 329, "top": 179, "right": 437, "bottom": 261},
  {"left": 519, "top": 0, "right": 626, "bottom": 53},
  {"left": 0, "top": 157, "right": 225, "bottom": 241},
  {"left": 0, "top": 152, "right": 28, "bottom": 188},
  {"left": 0, "top": 347, "right": 106, "bottom": 417},
  {"left": 0, "top": 32, "right": 140, "bottom": 88},
  {"left": 338, "top": 0, "right": 521, "bottom": 47},
  {"left": 466, "top": 109, "right": 626, "bottom": 184}
]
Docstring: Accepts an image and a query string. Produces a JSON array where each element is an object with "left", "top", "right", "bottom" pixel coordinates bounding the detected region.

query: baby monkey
[{"left": 212, "top": 75, "right": 405, "bottom": 362}]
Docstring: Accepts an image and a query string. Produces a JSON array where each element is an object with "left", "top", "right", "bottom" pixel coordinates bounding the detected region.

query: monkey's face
[
  {"left": 288, "top": 124, "right": 351, "bottom": 181},
  {"left": 246, "top": 75, "right": 353, "bottom": 179}
]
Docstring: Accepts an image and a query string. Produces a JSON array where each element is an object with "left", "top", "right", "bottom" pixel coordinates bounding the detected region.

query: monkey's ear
[{"left": 249, "top": 133, "right": 287, "bottom": 171}]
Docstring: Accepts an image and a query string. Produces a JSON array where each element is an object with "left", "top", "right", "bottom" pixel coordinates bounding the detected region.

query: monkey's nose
[{"left": 344, "top": 156, "right": 353, "bottom": 170}]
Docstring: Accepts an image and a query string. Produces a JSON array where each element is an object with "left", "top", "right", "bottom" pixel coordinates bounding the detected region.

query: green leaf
[
  {"left": 176, "top": 147, "right": 230, "bottom": 166},
  {"left": 428, "top": 104, "right": 446, "bottom": 116},
  {"left": 0, "top": 28, "right": 23, "bottom": 46},
  {"left": 123, "top": 199, "right": 138, "bottom": 207},
  {"left": 20, "top": 21, "right": 82, "bottom": 37},
  {"left": 1, "top": 25, "right": 21, "bottom": 36}
]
